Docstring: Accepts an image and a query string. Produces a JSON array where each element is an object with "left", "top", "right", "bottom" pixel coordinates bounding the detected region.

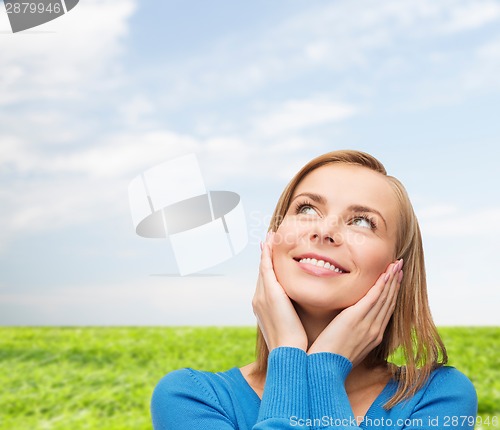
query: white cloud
[
  {"left": 0, "top": 129, "right": 200, "bottom": 249},
  {"left": 417, "top": 204, "right": 458, "bottom": 219},
  {"left": 118, "top": 95, "right": 155, "bottom": 127},
  {"left": 0, "top": 175, "right": 129, "bottom": 253},
  {"left": 140, "top": 0, "right": 500, "bottom": 112},
  {"left": 478, "top": 37, "right": 500, "bottom": 59},
  {"left": 252, "top": 98, "right": 357, "bottom": 137},
  {"left": 0, "top": 0, "right": 136, "bottom": 106},
  {"left": 440, "top": 1, "right": 500, "bottom": 34},
  {"left": 459, "top": 36, "right": 500, "bottom": 93},
  {"left": 418, "top": 205, "right": 500, "bottom": 237},
  {"left": 0, "top": 130, "right": 199, "bottom": 178}
]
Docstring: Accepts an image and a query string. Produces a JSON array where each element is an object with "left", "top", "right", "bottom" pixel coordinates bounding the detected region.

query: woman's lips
[
  {"left": 294, "top": 258, "right": 347, "bottom": 277},
  {"left": 293, "top": 253, "right": 349, "bottom": 273}
]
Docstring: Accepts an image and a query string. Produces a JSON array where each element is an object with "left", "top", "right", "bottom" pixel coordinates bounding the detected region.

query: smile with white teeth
[{"left": 298, "top": 258, "right": 345, "bottom": 273}]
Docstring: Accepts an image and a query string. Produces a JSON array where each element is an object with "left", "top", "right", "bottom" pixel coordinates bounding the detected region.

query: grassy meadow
[{"left": 0, "top": 327, "right": 498, "bottom": 429}]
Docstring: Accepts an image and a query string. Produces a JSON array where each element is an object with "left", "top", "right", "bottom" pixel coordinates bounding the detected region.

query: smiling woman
[{"left": 150, "top": 150, "right": 478, "bottom": 429}]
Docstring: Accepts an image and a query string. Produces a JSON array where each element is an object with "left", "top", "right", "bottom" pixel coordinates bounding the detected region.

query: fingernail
[
  {"left": 392, "top": 263, "right": 399, "bottom": 273},
  {"left": 384, "top": 273, "right": 390, "bottom": 282},
  {"left": 397, "top": 259, "right": 403, "bottom": 271},
  {"left": 398, "top": 270, "right": 403, "bottom": 282},
  {"left": 260, "top": 241, "right": 264, "bottom": 251}
]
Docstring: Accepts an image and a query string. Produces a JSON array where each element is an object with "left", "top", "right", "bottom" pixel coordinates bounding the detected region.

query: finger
[
  {"left": 359, "top": 262, "right": 397, "bottom": 319},
  {"left": 255, "top": 240, "right": 267, "bottom": 293},
  {"left": 265, "top": 230, "right": 274, "bottom": 257},
  {"left": 386, "top": 262, "right": 403, "bottom": 306},
  {"left": 255, "top": 238, "right": 272, "bottom": 301},
  {"left": 258, "top": 235, "right": 272, "bottom": 275},
  {"left": 260, "top": 233, "right": 280, "bottom": 286},
  {"left": 377, "top": 260, "right": 402, "bottom": 314},
  {"left": 346, "top": 271, "right": 386, "bottom": 321},
  {"left": 257, "top": 232, "right": 292, "bottom": 312},
  {"left": 362, "top": 260, "right": 400, "bottom": 321},
  {"left": 371, "top": 265, "right": 403, "bottom": 332},
  {"left": 377, "top": 269, "right": 403, "bottom": 334},
  {"left": 353, "top": 267, "right": 400, "bottom": 353}
]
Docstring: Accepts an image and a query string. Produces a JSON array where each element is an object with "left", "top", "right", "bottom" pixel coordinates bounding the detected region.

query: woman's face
[{"left": 272, "top": 164, "right": 399, "bottom": 312}]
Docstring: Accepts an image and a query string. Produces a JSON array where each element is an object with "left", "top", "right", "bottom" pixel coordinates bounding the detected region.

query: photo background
[{"left": 1, "top": 0, "right": 500, "bottom": 326}]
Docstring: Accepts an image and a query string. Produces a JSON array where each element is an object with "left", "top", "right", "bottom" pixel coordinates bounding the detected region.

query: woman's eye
[
  {"left": 297, "top": 205, "right": 318, "bottom": 216},
  {"left": 352, "top": 217, "right": 374, "bottom": 229}
]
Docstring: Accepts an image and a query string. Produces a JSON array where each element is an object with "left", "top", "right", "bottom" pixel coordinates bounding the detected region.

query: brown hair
[{"left": 252, "top": 149, "right": 447, "bottom": 408}]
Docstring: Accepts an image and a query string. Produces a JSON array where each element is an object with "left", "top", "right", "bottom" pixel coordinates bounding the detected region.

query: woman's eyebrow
[
  {"left": 292, "top": 192, "right": 326, "bottom": 204},
  {"left": 348, "top": 204, "right": 387, "bottom": 228}
]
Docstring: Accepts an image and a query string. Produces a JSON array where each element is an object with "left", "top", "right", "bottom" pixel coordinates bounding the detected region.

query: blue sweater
[{"left": 151, "top": 347, "right": 477, "bottom": 429}]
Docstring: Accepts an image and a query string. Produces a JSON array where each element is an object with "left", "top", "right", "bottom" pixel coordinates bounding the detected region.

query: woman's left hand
[{"left": 307, "top": 259, "right": 403, "bottom": 366}]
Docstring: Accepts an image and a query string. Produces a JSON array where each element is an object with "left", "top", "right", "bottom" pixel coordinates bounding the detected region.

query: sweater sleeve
[
  {"left": 253, "top": 347, "right": 309, "bottom": 429},
  {"left": 254, "top": 348, "right": 360, "bottom": 429},
  {"left": 402, "top": 366, "right": 478, "bottom": 429},
  {"left": 307, "top": 352, "right": 360, "bottom": 430}
]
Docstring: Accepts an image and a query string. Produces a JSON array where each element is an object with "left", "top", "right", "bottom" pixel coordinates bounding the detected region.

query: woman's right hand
[{"left": 252, "top": 231, "right": 308, "bottom": 352}]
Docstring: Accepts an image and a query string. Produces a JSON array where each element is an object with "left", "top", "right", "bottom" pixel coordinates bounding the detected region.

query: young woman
[{"left": 151, "top": 150, "right": 477, "bottom": 429}]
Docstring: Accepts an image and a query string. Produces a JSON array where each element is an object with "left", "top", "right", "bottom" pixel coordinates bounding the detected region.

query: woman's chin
[{"left": 290, "top": 295, "right": 350, "bottom": 315}]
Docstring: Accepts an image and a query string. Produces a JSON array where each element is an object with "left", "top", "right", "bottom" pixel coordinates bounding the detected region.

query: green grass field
[{"left": 0, "top": 327, "right": 498, "bottom": 429}]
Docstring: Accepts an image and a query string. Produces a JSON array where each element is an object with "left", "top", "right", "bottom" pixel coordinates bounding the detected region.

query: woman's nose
[{"left": 310, "top": 218, "right": 343, "bottom": 245}]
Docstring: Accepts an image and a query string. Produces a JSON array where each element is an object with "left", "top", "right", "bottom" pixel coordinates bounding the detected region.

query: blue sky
[{"left": 1, "top": 0, "right": 499, "bottom": 326}]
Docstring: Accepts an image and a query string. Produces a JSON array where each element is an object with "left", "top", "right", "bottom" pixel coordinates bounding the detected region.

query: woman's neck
[{"left": 293, "top": 302, "right": 340, "bottom": 350}]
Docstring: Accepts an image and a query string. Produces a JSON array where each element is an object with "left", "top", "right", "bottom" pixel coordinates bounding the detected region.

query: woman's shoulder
[
  {"left": 426, "top": 365, "right": 476, "bottom": 394},
  {"left": 152, "top": 366, "right": 254, "bottom": 407},
  {"left": 416, "top": 365, "right": 477, "bottom": 411},
  {"left": 151, "top": 367, "right": 258, "bottom": 428},
  {"left": 151, "top": 368, "right": 232, "bottom": 425},
  {"left": 153, "top": 367, "right": 233, "bottom": 401}
]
